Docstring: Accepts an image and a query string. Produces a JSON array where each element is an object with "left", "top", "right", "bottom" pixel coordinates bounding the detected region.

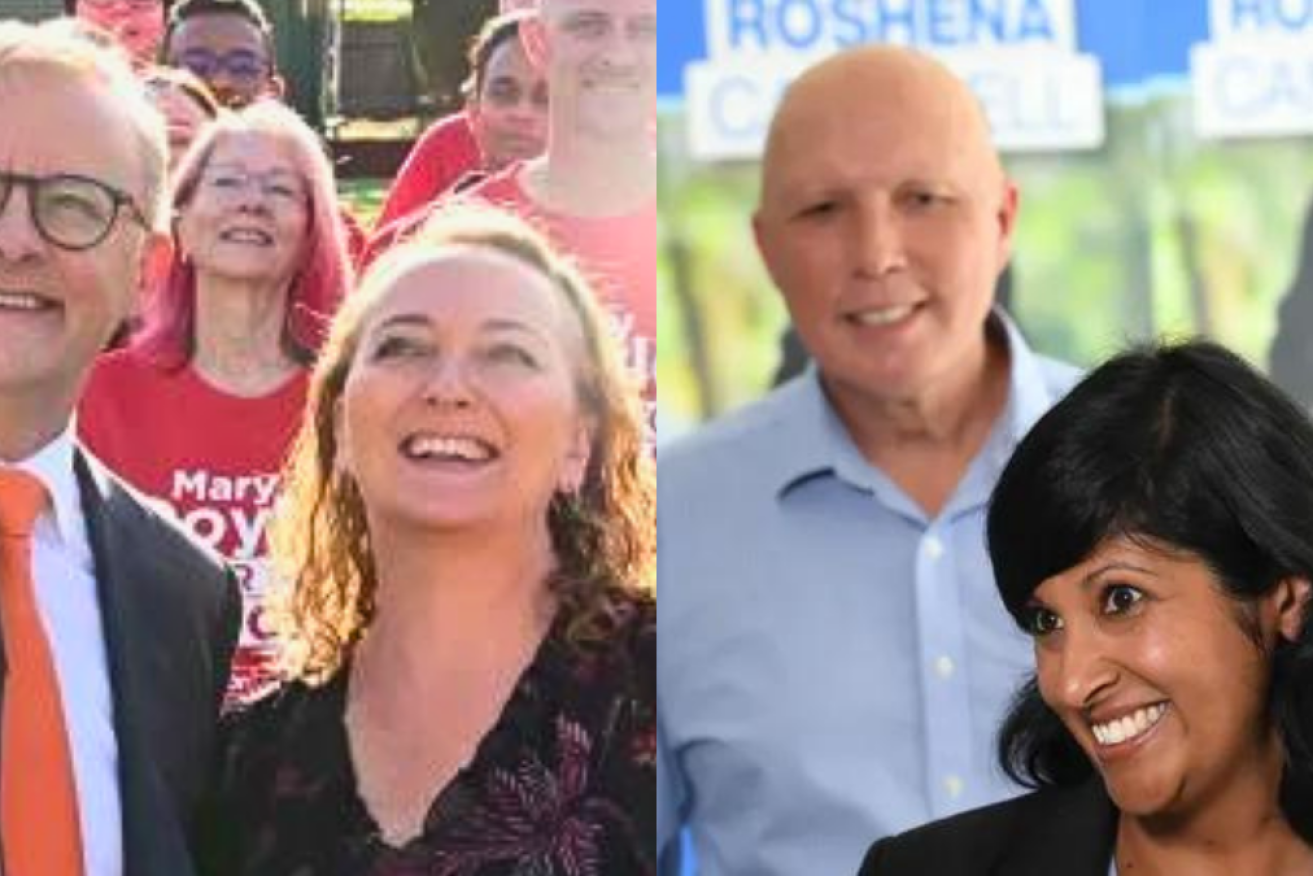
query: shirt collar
[
  {"left": 750, "top": 368, "right": 849, "bottom": 497},
  {"left": 993, "top": 307, "right": 1059, "bottom": 448},
  {"left": 2, "top": 422, "right": 84, "bottom": 549},
  {"left": 770, "top": 306, "right": 1053, "bottom": 499}
]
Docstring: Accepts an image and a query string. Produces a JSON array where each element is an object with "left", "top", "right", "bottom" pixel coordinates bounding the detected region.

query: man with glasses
[
  {"left": 0, "top": 20, "right": 240, "bottom": 876},
  {"left": 161, "top": 0, "right": 282, "bottom": 109}
]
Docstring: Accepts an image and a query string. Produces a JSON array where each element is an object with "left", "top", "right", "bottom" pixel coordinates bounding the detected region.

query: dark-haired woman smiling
[{"left": 860, "top": 340, "right": 1313, "bottom": 876}]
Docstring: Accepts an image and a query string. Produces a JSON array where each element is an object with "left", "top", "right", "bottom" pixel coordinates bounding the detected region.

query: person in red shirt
[
  {"left": 367, "top": 0, "right": 657, "bottom": 408},
  {"left": 374, "top": 9, "right": 549, "bottom": 232},
  {"left": 80, "top": 101, "right": 354, "bottom": 704}
]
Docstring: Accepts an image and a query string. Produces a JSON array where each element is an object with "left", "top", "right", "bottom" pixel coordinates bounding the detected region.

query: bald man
[{"left": 657, "top": 46, "right": 1080, "bottom": 876}]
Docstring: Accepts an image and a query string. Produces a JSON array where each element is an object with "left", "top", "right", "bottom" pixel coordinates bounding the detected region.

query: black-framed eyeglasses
[
  {"left": 176, "top": 48, "right": 269, "bottom": 85},
  {"left": 0, "top": 171, "right": 150, "bottom": 251}
]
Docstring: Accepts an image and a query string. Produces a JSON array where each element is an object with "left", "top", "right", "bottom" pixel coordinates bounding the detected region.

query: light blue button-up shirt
[{"left": 656, "top": 312, "right": 1080, "bottom": 876}]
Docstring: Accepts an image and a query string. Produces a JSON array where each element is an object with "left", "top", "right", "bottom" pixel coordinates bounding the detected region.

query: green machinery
[
  {"left": 9, "top": 0, "right": 66, "bottom": 21},
  {"left": 259, "top": 0, "right": 338, "bottom": 132}
]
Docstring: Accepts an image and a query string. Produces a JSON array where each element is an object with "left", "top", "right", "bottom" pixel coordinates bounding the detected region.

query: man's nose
[
  {"left": 0, "top": 186, "right": 45, "bottom": 263},
  {"left": 852, "top": 200, "right": 907, "bottom": 277}
]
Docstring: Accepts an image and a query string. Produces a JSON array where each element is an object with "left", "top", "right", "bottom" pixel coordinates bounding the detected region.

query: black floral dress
[{"left": 197, "top": 594, "right": 655, "bottom": 876}]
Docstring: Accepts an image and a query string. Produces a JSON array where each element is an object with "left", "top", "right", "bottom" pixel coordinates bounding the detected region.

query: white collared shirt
[{"left": 5, "top": 425, "right": 121, "bottom": 876}]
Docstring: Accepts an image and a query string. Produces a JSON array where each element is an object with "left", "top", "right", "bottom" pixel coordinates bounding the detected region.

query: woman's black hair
[{"left": 989, "top": 339, "right": 1313, "bottom": 838}]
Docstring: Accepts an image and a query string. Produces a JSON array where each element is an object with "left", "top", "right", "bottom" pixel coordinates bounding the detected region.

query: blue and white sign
[
  {"left": 1191, "top": 0, "right": 1313, "bottom": 138},
  {"left": 703, "top": 0, "right": 1079, "bottom": 55},
  {"left": 685, "top": 0, "right": 1105, "bottom": 160}
]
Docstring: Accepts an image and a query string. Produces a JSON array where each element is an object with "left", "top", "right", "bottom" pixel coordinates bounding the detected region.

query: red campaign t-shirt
[
  {"left": 468, "top": 168, "right": 657, "bottom": 407},
  {"left": 78, "top": 347, "right": 308, "bottom": 704},
  {"left": 339, "top": 205, "right": 367, "bottom": 266},
  {"left": 373, "top": 111, "right": 480, "bottom": 233}
]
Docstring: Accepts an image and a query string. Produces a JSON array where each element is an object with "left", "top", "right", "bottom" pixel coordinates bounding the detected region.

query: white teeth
[
  {"left": 221, "top": 229, "right": 272, "bottom": 245},
  {"left": 1091, "top": 703, "right": 1167, "bottom": 747},
  {"left": 406, "top": 435, "right": 493, "bottom": 462},
  {"left": 852, "top": 304, "right": 917, "bottom": 327},
  {"left": 0, "top": 292, "right": 47, "bottom": 311}
]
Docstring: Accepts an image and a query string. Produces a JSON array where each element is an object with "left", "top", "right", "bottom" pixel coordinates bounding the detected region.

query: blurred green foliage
[{"left": 338, "top": 178, "right": 387, "bottom": 230}]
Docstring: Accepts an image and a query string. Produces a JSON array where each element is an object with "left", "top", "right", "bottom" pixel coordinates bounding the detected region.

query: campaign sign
[
  {"left": 685, "top": 0, "right": 1104, "bottom": 160},
  {"left": 1192, "top": 0, "right": 1313, "bottom": 138}
]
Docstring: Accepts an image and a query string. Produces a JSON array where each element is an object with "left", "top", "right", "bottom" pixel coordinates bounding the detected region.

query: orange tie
[{"left": 0, "top": 469, "right": 83, "bottom": 876}]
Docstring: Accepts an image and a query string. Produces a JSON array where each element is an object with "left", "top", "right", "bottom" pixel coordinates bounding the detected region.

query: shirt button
[
  {"left": 934, "top": 655, "right": 955, "bottom": 679},
  {"left": 924, "top": 536, "right": 944, "bottom": 560},
  {"left": 944, "top": 774, "right": 964, "bottom": 800}
]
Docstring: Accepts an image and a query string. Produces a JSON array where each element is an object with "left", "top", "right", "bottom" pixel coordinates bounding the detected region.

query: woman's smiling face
[
  {"left": 1028, "top": 536, "right": 1300, "bottom": 821},
  {"left": 177, "top": 131, "right": 309, "bottom": 286},
  {"left": 337, "top": 248, "right": 590, "bottom": 534}
]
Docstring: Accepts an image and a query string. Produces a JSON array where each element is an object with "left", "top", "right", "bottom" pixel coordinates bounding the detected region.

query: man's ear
[
  {"left": 752, "top": 210, "right": 781, "bottom": 288},
  {"left": 995, "top": 179, "right": 1020, "bottom": 270}
]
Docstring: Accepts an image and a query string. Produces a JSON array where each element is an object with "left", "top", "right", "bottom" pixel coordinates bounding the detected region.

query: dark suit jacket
[
  {"left": 0, "top": 451, "right": 242, "bottom": 876},
  {"left": 858, "top": 780, "right": 1117, "bottom": 876}
]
